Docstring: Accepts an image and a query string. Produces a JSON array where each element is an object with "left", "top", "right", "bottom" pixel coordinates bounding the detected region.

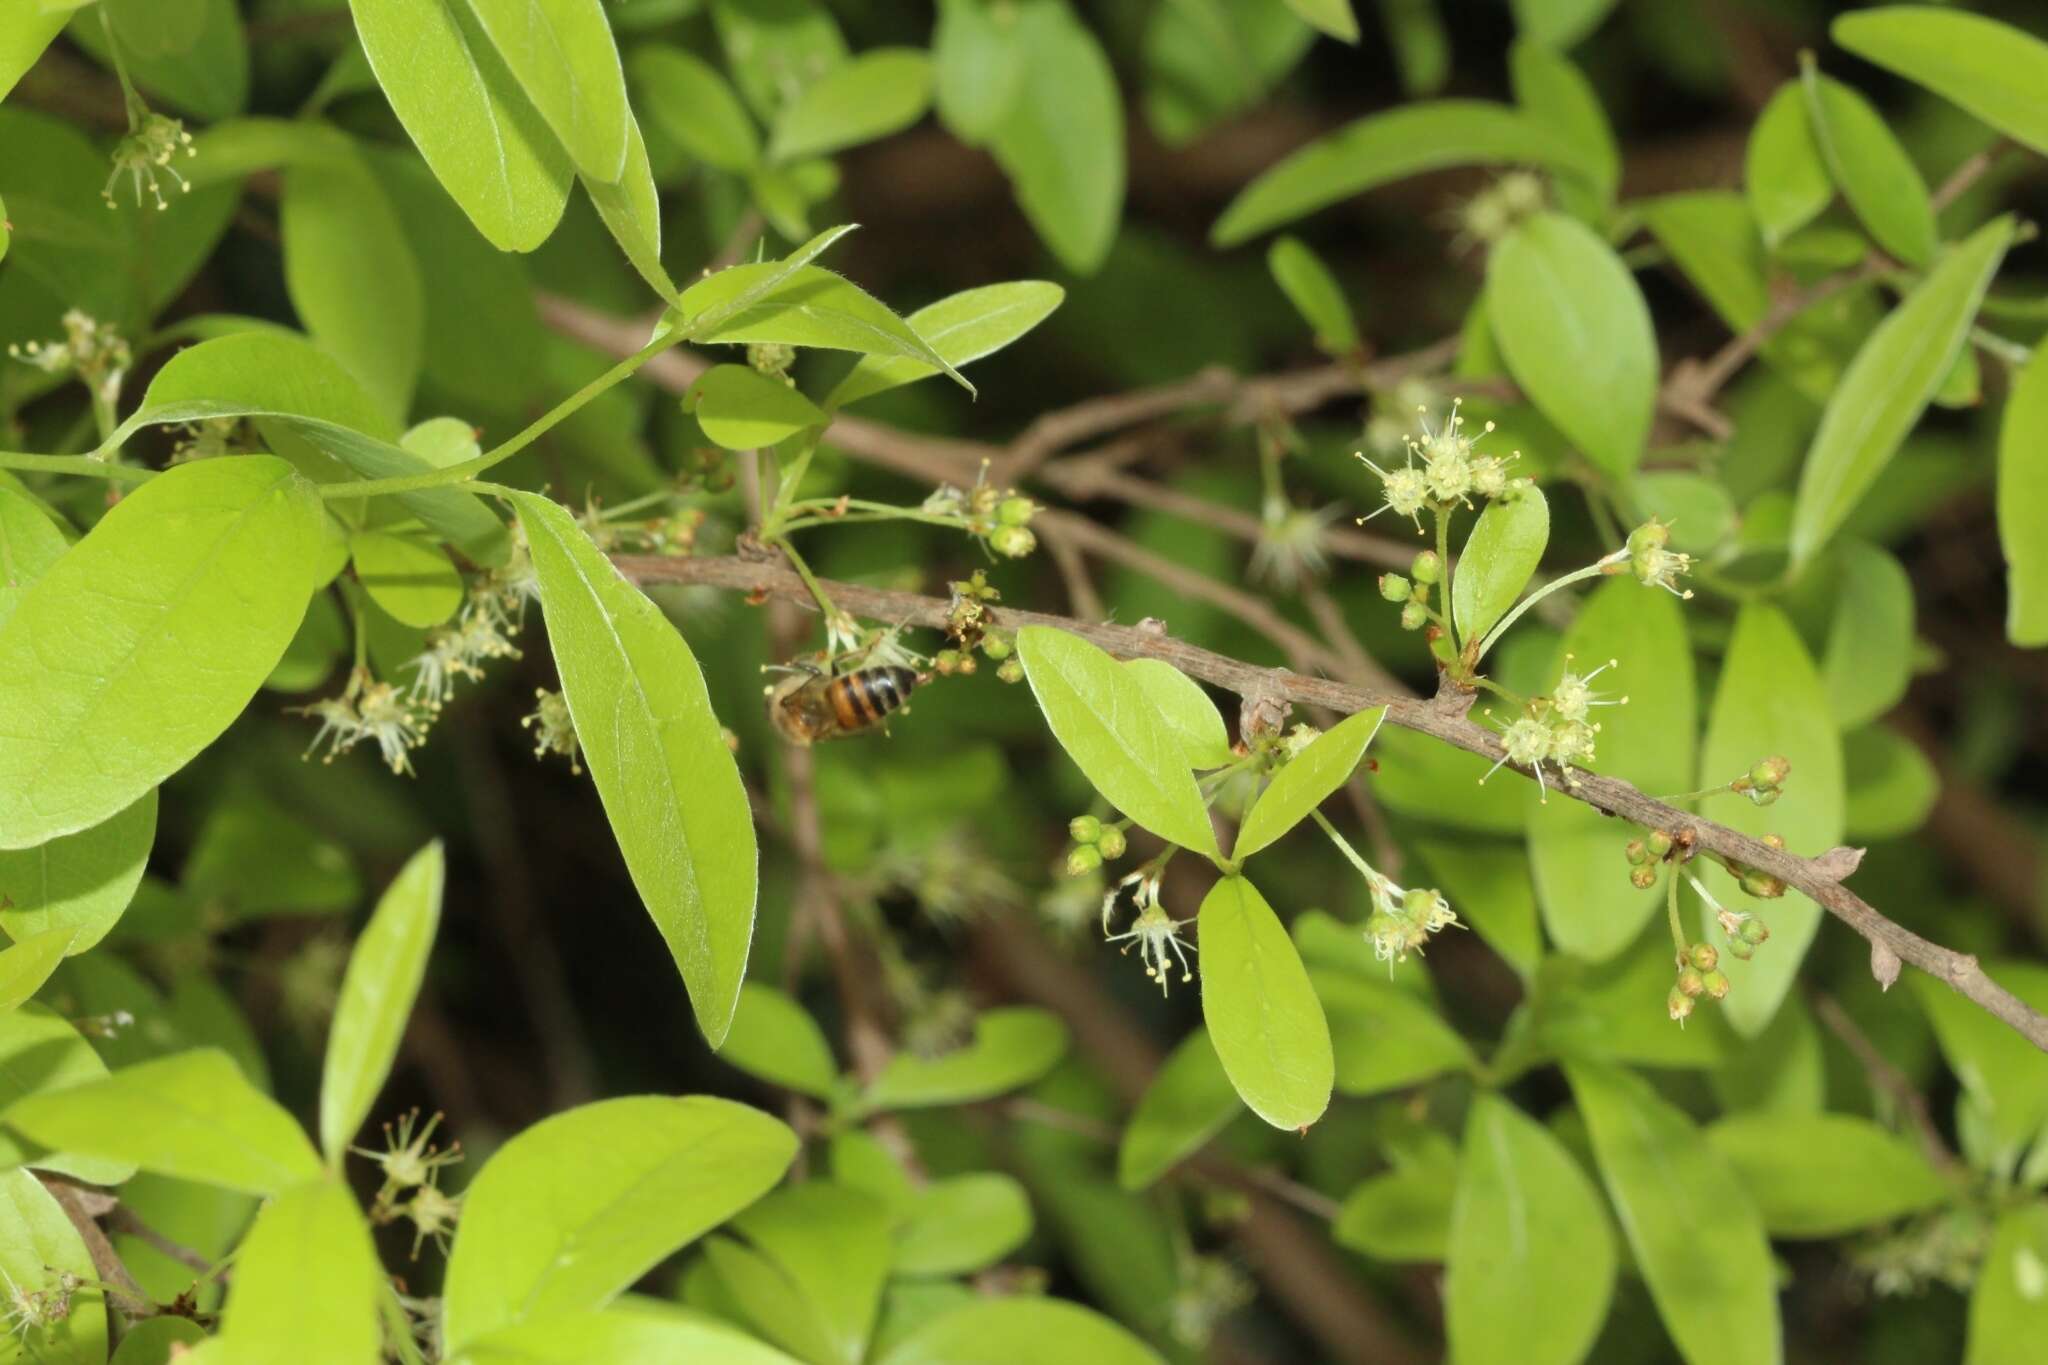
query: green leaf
[
  {"left": 216, "top": 1178, "right": 380, "bottom": 1365},
  {"left": 0, "top": 15, "right": 68, "bottom": 104},
  {"left": 1446, "top": 1094, "right": 1614, "bottom": 1365},
  {"left": 584, "top": 117, "right": 679, "bottom": 305},
  {"left": 114, "top": 332, "right": 509, "bottom": 564},
  {"left": 512, "top": 493, "right": 757, "bottom": 1046},
  {"left": 1016, "top": 627, "right": 1220, "bottom": 859},
  {"left": 318, "top": 841, "right": 444, "bottom": 1163},
  {"left": 1267, "top": 236, "right": 1358, "bottom": 353},
  {"left": 770, "top": 48, "right": 931, "bottom": 162},
  {"left": 6, "top": 1048, "right": 320, "bottom": 1195},
  {"left": 1913, "top": 961, "right": 2048, "bottom": 1159},
  {"left": 1528, "top": 580, "right": 1696, "bottom": 959},
  {"left": 1334, "top": 1137, "right": 1456, "bottom": 1261},
  {"left": 827, "top": 281, "right": 1064, "bottom": 409},
  {"left": 710, "top": 0, "right": 846, "bottom": 119},
  {"left": 0, "top": 1006, "right": 131, "bottom": 1185},
  {"left": 1509, "top": 38, "right": 1619, "bottom": 208},
  {"left": 0, "top": 487, "right": 66, "bottom": 635},
  {"left": 1791, "top": 215, "right": 2013, "bottom": 565},
  {"left": 1123, "top": 659, "right": 1233, "bottom": 771},
  {"left": 686, "top": 266, "right": 971, "bottom": 393},
  {"left": 108, "top": 1316, "right": 206, "bottom": 1365},
  {"left": 2000, "top": 343, "right": 2048, "bottom": 645},
  {"left": 1235, "top": 706, "right": 1386, "bottom": 859},
  {"left": 1519, "top": 928, "right": 1735, "bottom": 1072},
  {"left": 68, "top": 0, "right": 248, "bottom": 121},
  {"left": 1452, "top": 484, "right": 1550, "bottom": 644},
  {"left": 1282, "top": 0, "right": 1357, "bottom": 42},
  {"left": 932, "top": 0, "right": 1026, "bottom": 145},
  {"left": 350, "top": 531, "right": 462, "bottom": 629},
  {"left": 0, "top": 457, "right": 323, "bottom": 850},
  {"left": 720, "top": 982, "right": 839, "bottom": 1100},
  {"left": 1745, "top": 83, "right": 1833, "bottom": 247},
  {"left": 182, "top": 797, "right": 360, "bottom": 919},
  {"left": 1696, "top": 605, "right": 1844, "bottom": 1035},
  {"left": 1567, "top": 1061, "right": 1781, "bottom": 1365},
  {"left": 1835, "top": 8, "right": 2048, "bottom": 162},
  {"left": 862, "top": 1007, "right": 1068, "bottom": 1111},
  {"left": 1508, "top": 0, "right": 1616, "bottom": 48},
  {"left": 280, "top": 138, "right": 425, "bottom": 422},
  {"left": 452, "top": 1303, "right": 802, "bottom": 1365},
  {"left": 345, "top": 0, "right": 573, "bottom": 251},
  {"left": 1969, "top": 1203, "right": 2048, "bottom": 1365},
  {"left": 987, "top": 9, "right": 1124, "bottom": 273},
  {"left": 628, "top": 45, "right": 760, "bottom": 173},
  {"left": 1212, "top": 101, "right": 1584, "bottom": 246},
  {"left": 1370, "top": 725, "right": 1528, "bottom": 833},
  {"left": 1801, "top": 66, "right": 1935, "bottom": 269},
  {"left": 441, "top": 1095, "right": 797, "bottom": 1350},
  {"left": 720, "top": 1182, "right": 891, "bottom": 1365},
  {"left": 877, "top": 1297, "right": 1164, "bottom": 1365},
  {"left": 1705, "top": 1112, "right": 1947, "bottom": 1238},
  {"left": 686, "top": 365, "right": 827, "bottom": 450},
  {"left": 1409, "top": 836, "right": 1542, "bottom": 979},
  {"left": 464, "top": 0, "right": 630, "bottom": 182},
  {"left": 1817, "top": 542, "right": 1913, "bottom": 728},
  {"left": 1116, "top": 1027, "right": 1239, "bottom": 1190},
  {"left": 0, "top": 792, "right": 156, "bottom": 953},
  {"left": 0, "top": 927, "right": 79, "bottom": 1013},
  {"left": 1314, "top": 965, "right": 1475, "bottom": 1095},
  {"left": 1198, "top": 876, "right": 1332, "bottom": 1130},
  {"left": 893, "top": 1173, "right": 1033, "bottom": 1277},
  {"left": 0, "top": 1168, "right": 108, "bottom": 1365},
  {"left": 1487, "top": 212, "right": 1657, "bottom": 477}
]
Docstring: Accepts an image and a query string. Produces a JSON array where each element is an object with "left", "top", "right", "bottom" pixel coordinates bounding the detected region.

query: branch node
[
  {"left": 1871, "top": 939, "right": 1902, "bottom": 992},
  {"left": 1812, "top": 844, "right": 1866, "bottom": 881}
]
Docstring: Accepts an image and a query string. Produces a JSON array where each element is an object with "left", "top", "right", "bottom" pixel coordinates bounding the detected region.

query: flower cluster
[
  {"left": 1101, "top": 872, "right": 1195, "bottom": 995},
  {"left": 1666, "top": 939, "right": 1730, "bottom": 1024},
  {"left": 2, "top": 1268, "right": 81, "bottom": 1347},
  {"left": 104, "top": 112, "right": 195, "bottom": 211},
  {"left": 522, "top": 689, "right": 582, "bottom": 773},
  {"left": 1449, "top": 170, "right": 1547, "bottom": 251},
  {"left": 355, "top": 1108, "right": 464, "bottom": 1258},
  {"left": 1729, "top": 754, "right": 1790, "bottom": 806},
  {"left": 1623, "top": 519, "right": 1694, "bottom": 598},
  {"left": 1362, "top": 870, "right": 1461, "bottom": 967},
  {"left": 1356, "top": 400, "right": 1521, "bottom": 531},
  {"left": 1250, "top": 498, "right": 1342, "bottom": 590},
  {"left": 1378, "top": 548, "right": 1443, "bottom": 632},
  {"left": 923, "top": 467, "right": 1038, "bottom": 558},
  {"left": 1481, "top": 658, "right": 1626, "bottom": 798},
  {"left": 298, "top": 670, "right": 433, "bottom": 776},
  {"left": 1064, "top": 812, "right": 1128, "bottom": 875},
  {"left": 1700, "top": 873, "right": 1773, "bottom": 961},
  {"left": 7, "top": 309, "right": 131, "bottom": 411}
]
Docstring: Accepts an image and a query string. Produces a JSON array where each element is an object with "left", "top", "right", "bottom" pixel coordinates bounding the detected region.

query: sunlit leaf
[{"left": 1199, "top": 876, "right": 1332, "bottom": 1129}]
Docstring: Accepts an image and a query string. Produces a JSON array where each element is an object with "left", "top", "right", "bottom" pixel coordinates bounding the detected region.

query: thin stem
[
  {"left": 1434, "top": 505, "right": 1456, "bottom": 655},
  {"left": 0, "top": 451, "right": 154, "bottom": 483},
  {"left": 318, "top": 330, "right": 684, "bottom": 502},
  {"left": 774, "top": 539, "right": 844, "bottom": 628},
  {"left": 1473, "top": 557, "right": 1620, "bottom": 663},
  {"left": 1312, "top": 808, "right": 1379, "bottom": 885},
  {"left": 1665, "top": 864, "right": 1687, "bottom": 957}
]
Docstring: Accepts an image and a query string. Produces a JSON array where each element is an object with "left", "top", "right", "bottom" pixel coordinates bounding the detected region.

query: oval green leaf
[
  {"left": 1116, "top": 1026, "right": 1240, "bottom": 1190},
  {"left": 893, "top": 1173, "right": 1033, "bottom": 1277},
  {"left": 685, "top": 265, "right": 971, "bottom": 393},
  {"left": 1746, "top": 82, "right": 1832, "bottom": 247},
  {"left": 584, "top": 116, "right": 678, "bottom": 306},
  {"left": 1315, "top": 966, "right": 1476, "bottom": 1095},
  {"left": 1267, "top": 236, "right": 1358, "bottom": 353},
  {"left": 687, "top": 364, "right": 827, "bottom": 450},
  {"left": 1452, "top": 483, "right": 1550, "bottom": 646},
  {"left": 1122, "top": 658, "right": 1233, "bottom": 771},
  {"left": 1334, "top": 1139, "right": 1457, "bottom": 1261},
  {"left": 318, "top": 841, "right": 444, "bottom": 1162},
  {"left": 216, "top": 1178, "right": 380, "bottom": 1365},
  {"left": 827, "top": 281, "right": 1064, "bottom": 409},
  {"left": 1446, "top": 1094, "right": 1615, "bottom": 1365},
  {"left": 345, "top": 0, "right": 573, "bottom": 251},
  {"left": 1568, "top": 1060, "right": 1781, "bottom": 1365},
  {"left": 0, "top": 1006, "right": 132, "bottom": 1185},
  {"left": 1198, "top": 876, "right": 1332, "bottom": 1130},
  {"left": 0, "top": 457, "right": 323, "bottom": 849},
  {"left": 0, "top": 486, "right": 67, "bottom": 634},
  {"left": 1696, "top": 605, "right": 1844, "bottom": 1036},
  {"left": 5, "top": 1047, "right": 320, "bottom": 1195},
  {"left": 1835, "top": 8, "right": 2048, "bottom": 162},
  {"left": 770, "top": 48, "right": 932, "bottom": 162},
  {"left": 987, "top": 10, "right": 1123, "bottom": 274},
  {"left": 862, "top": 1007, "right": 1068, "bottom": 1111},
  {"left": 1016, "top": 627, "right": 1220, "bottom": 859},
  {"left": 441, "top": 1095, "right": 798, "bottom": 1350},
  {"left": 1213, "top": 101, "right": 1585, "bottom": 246},
  {"left": 1912, "top": 960, "right": 2048, "bottom": 1158},
  {"left": 1235, "top": 705, "right": 1386, "bottom": 859},
  {"left": 513, "top": 492, "right": 758, "bottom": 1047},
  {"left": 1705, "top": 1112, "right": 1947, "bottom": 1238},
  {"left": 1969, "top": 1202, "right": 2048, "bottom": 1365},
  {"left": 1487, "top": 213, "right": 1657, "bottom": 477},
  {"left": 720, "top": 982, "right": 840, "bottom": 1100},
  {"left": 0, "top": 926, "right": 80, "bottom": 1013},
  {"left": 878, "top": 1297, "right": 1163, "bottom": 1365},
  {"left": 0, "top": 791, "right": 156, "bottom": 952},
  {"left": 0, "top": 1167, "right": 108, "bottom": 1365},
  {"left": 1791, "top": 215, "right": 2012, "bottom": 568},
  {"left": 1818, "top": 541, "right": 1913, "bottom": 727},
  {"left": 465, "top": 0, "right": 630, "bottom": 182},
  {"left": 629, "top": 45, "right": 760, "bottom": 173},
  {"left": 1801, "top": 67, "right": 1934, "bottom": 268},
  {"left": 350, "top": 530, "right": 462, "bottom": 629}
]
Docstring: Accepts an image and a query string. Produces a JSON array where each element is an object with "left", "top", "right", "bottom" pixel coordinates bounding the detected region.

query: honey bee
[{"left": 767, "top": 663, "right": 924, "bottom": 746}]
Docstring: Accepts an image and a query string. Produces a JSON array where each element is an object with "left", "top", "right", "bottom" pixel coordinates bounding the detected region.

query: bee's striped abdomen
[{"left": 825, "top": 666, "right": 918, "bottom": 733}]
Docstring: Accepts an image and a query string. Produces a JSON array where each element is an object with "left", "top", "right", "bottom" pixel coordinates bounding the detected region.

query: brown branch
[
  {"left": 1809, "top": 992, "right": 1962, "bottom": 1177},
  {"left": 615, "top": 552, "right": 2048, "bottom": 1054},
  {"left": 40, "top": 1178, "right": 149, "bottom": 1312}
]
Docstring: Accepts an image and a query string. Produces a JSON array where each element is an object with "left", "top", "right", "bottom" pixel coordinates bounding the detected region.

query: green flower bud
[
  {"left": 1688, "top": 942, "right": 1719, "bottom": 972},
  {"left": 997, "top": 496, "right": 1036, "bottom": 527},
  {"left": 1668, "top": 986, "right": 1695, "bottom": 1022},
  {"left": 935, "top": 649, "right": 964, "bottom": 675},
  {"left": 980, "top": 633, "right": 1013, "bottom": 660},
  {"left": 1727, "top": 937, "right": 1756, "bottom": 961},
  {"left": 996, "top": 657, "right": 1024, "bottom": 684},
  {"left": 1399, "top": 601, "right": 1427, "bottom": 631},
  {"left": 1625, "top": 837, "right": 1648, "bottom": 866},
  {"left": 1740, "top": 917, "right": 1771, "bottom": 946},
  {"left": 1647, "top": 829, "right": 1674, "bottom": 858},
  {"left": 1739, "top": 867, "right": 1786, "bottom": 899},
  {"left": 1069, "top": 815, "right": 1102, "bottom": 845},
  {"left": 989, "top": 524, "right": 1037, "bottom": 558},
  {"left": 1629, "top": 863, "right": 1658, "bottom": 890},
  {"left": 1702, "top": 969, "right": 1731, "bottom": 1000},
  {"left": 1065, "top": 845, "right": 1103, "bottom": 876},
  {"left": 1750, "top": 755, "right": 1791, "bottom": 789},
  {"left": 1379, "top": 573, "right": 1413, "bottom": 603},
  {"left": 1097, "top": 826, "right": 1127, "bottom": 859},
  {"left": 1678, "top": 966, "right": 1706, "bottom": 998},
  {"left": 1410, "top": 549, "right": 1442, "bottom": 584}
]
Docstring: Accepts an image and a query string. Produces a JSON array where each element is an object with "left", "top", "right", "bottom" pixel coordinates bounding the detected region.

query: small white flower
[
  {"left": 1551, "top": 656, "right": 1626, "bottom": 723},
  {"left": 1102, "top": 872, "right": 1195, "bottom": 994},
  {"left": 1627, "top": 520, "right": 1695, "bottom": 599},
  {"left": 104, "top": 112, "right": 195, "bottom": 211},
  {"left": 1356, "top": 455, "right": 1429, "bottom": 530}
]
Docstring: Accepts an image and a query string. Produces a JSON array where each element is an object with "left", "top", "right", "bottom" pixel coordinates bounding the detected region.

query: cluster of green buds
[
  {"left": 932, "top": 647, "right": 979, "bottom": 677},
  {"left": 1727, "top": 833, "right": 1789, "bottom": 899},
  {"left": 1730, "top": 754, "right": 1791, "bottom": 806},
  {"left": 1101, "top": 871, "right": 1195, "bottom": 995},
  {"left": 1362, "top": 869, "right": 1462, "bottom": 967},
  {"left": 104, "top": 112, "right": 194, "bottom": 211},
  {"left": 1378, "top": 548, "right": 1444, "bottom": 632},
  {"left": 746, "top": 341, "right": 796, "bottom": 379},
  {"left": 522, "top": 689, "right": 582, "bottom": 773},
  {"left": 1696, "top": 871, "right": 1773, "bottom": 961},
  {"left": 1481, "top": 657, "right": 1625, "bottom": 798},
  {"left": 924, "top": 478, "right": 1038, "bottom": 558},
  {"left": 355, "top": 1108, "right": 465, "bottom": 1258},
  {"left": 1450, "top": 170, "right": 1547, "bottom": 251},
  {"left": 1624, "top": 827, "right": 1678, "bottom": 890},
  {"left": 1667, "top": 939, "right": 1731, "bottom": 1024},
  {"left": 945, "top": 569, "right": 1001, "bottom": 648},
  {"left": 7, "top": 309, "right": 132, "bottom": 411},
  {"left": 1356, "top": 400, "right": 1523, "bottom": 531},
  {"left": 978, "top": 629, "right": 1024, "bottom": 684},
  {"left": 1064, "top": 813, "right": 1128, "bottom": 875}
]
